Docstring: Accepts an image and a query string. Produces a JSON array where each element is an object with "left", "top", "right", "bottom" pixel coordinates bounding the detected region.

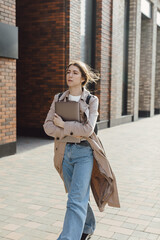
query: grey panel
[
  {"left": 0, "top": 141, "right": 16, "bottom": 158},
  {"left": 0, "top": 22, "right": 18, "bottom": 59}
]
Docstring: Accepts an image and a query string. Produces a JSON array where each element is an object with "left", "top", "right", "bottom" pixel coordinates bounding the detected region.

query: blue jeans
[{"left": 57, "top": 143, "right": 96, "bottom": 240}]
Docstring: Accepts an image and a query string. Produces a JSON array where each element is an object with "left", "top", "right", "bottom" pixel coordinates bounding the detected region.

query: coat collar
[{"left": 58, "top": 87, "right": 90, "bottom": 102}]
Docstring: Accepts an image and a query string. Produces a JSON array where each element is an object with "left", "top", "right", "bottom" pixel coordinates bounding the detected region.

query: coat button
[
  {"left": 70, "top": 132, "right": 73, "bottom": 135},
  {"left": 56, "top": 137, "right": 59, "bottom": 140}
]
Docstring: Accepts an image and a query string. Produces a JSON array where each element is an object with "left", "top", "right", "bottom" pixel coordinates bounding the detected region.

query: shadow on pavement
[{"left": 17, "top": 136, "right": 53, "bottom": 154}]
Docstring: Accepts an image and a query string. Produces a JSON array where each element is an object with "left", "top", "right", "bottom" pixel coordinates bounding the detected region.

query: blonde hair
[{"left": 66, "top": 60, "right": 100, "bottom": 87}]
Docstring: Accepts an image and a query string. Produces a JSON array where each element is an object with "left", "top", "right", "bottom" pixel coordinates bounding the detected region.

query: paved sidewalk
[{"left": 0, "top": 115, "right": 160, "bottom": 240}]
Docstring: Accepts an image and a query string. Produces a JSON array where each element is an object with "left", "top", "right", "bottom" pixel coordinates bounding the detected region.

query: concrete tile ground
[{"left": 0, "top": 115, "right": 160, "bottom": 240}]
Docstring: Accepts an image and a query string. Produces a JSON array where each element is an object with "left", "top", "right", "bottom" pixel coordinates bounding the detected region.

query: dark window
[
  {"left": 122, "top": 0, "right": 130, "bottom": 115},
  {"left": 80, "top": 0, "right": 96, "bottom": 93}
]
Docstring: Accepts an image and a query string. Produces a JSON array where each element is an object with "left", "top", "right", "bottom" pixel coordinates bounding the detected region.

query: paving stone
[
  {"left": 112, "top": 215, "right": 127, "bottom": 222},
  {"left": 112, "top": 232, "right": 130, "bottom": 240},
  {"left": 128, "top": 237, "right": 146, "bottom": 240},
  {"left": 99, "top": 218, "right": 122, "bottom": 227},
  {"left": 126, "top": 217, "right": 149, "bottom": 226},
  {"left": 131, "top": 230, "right": 149, "bottom": 238},
  {"left": 4, "top": 217, "right": 29, "bottom": 226},
  {"left": 88, "top": 235, "right": 100, "bottom": 240},
  {"left": 3, "top": 224, "right": 21, "bottom": 231},
  {"left": 108, "top": 226, "right": 133, "bottom": 235},
  {"left": 20, "top": 236, "right": 41, "bottom": 240},
  {"left": 122, "top": 222, "right": 137, "bottom": 230},
  {"left": 0, "top": 229, "right": 11, "bottom": 238},
  {"left": 94, "top": 229, "right": 114, "bottom": 238},
  {"left": 45, "top": 233, "right": 59, "bottom": 240},
  {"left": 19, "top": 228, "right": 49, "bottom": 239},
  {"left": 37, "top": 224, "right": 61, "bottom": 234},
  {"left": 95, "top": 223, "right": 110, "bottom": 231},
  {"left": 5, "top": 232, "right": 24, "bottom": 240},
  {"left": 147, "top": 222, "right": 160, "bottom": 229},
  {"left": 147, "top": 233, "right": 159, "bottom": 240},
  {"left": 136, "top": 224, "right": 147, "bottom": 231},
  {"left": 24, "top": 221, "right": 41, "bottom": 229},
  {"left": 99, "top": 238, "right": 111, "bottom": 240},
  {"left": 146, "top": 227, "right": 160, "bottom": 235}
]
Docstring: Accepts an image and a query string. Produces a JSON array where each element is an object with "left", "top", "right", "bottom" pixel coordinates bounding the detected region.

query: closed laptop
[{"left": 55, "top": 101, "right": 80, "bottom": 122}]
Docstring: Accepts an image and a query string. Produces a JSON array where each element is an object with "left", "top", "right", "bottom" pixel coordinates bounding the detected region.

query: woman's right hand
[{"left": 53, "top": 113, "right": 65, "bottom": 128}]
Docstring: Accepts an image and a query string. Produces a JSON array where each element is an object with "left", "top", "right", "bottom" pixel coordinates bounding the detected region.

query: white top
[{"left": 68, "top": 94, "right": 81, "bottom": 102}]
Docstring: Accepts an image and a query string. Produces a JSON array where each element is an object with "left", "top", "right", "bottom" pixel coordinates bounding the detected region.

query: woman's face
[{"left": 66, "top": 65, "right": 85, "bottom": 88}]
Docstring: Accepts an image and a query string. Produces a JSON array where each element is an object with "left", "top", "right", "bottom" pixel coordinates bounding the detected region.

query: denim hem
[{"left": 83, "top": 226, "right": 95, "bottom": 235}]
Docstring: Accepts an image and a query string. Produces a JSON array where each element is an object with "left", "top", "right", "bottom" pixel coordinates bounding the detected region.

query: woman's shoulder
[
  {"left": 85, "top": 92, "right": 99, "bottom": 105},
  {"left": 83, "top": 88, "right": 98, "bottom": 102},
  {"left": 54, "top": 89, "right": 69, "bottom": 101}
]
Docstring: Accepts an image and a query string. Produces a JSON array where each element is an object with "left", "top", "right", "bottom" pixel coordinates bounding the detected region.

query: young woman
[{"left": 43, "top": 61, "right": 120, "bottom": 240}]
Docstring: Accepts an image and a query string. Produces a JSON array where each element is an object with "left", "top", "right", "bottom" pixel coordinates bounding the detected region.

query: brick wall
[
  {"left": 16, "top": 0, "right": 82, "bottom": 136},
  {"left": 156, "top": 0, "right": 160, "bottom": 112},
  {"left": 150, "top": 3, "right": 157, "bottom": 116},
  {"left": 0, "top": 0, "right": 16, "bottom": 156},
  {"left": 139, "top": 16, "right": 152, "bottom": 113},
  {"left": 94, "top": 0, "right": 102, "bottom": 107},
  {"left": 126, "top": 0, "right": 158, "bottom": 120},
  {"left": 95, "top": 0, "right": 112, "bottom": 123},
  {"left": 16, "top": 0, "right": 70, "bottom": 136},
  {"left": 0, "top": 0, "right": 16, "bottom": 25},
  {"left": 100, "top": 0, "right": 112, "bottom": 121},
  {"left": 0, "top": 59, "right": 16, "bottom": 145},
  {"left": 69, "top": 0, "right": 81, "bottom": 61},
  {"left": 110, "top": 0, "right": 125, "bottom": 119},
  {"left": 155, "top": 26, "right": 160, "bottom": 112},
  {"left": 127, "top": 0, "right": 141, "bottom": 120},
  {"left": 139, "top": 2, "right": 157, "bottom": 117}
]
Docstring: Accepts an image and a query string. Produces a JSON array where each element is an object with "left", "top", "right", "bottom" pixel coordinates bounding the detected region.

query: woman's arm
[{"left": 43, "top": 94, "right": 65, "bottom": 138}]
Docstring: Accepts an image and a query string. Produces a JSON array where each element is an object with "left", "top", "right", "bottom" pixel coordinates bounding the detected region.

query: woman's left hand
[{"left": 53, "top": 113, "right": 64, "bottom": 128}]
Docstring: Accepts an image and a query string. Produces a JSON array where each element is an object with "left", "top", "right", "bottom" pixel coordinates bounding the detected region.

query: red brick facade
[
  {"left": 0, "top": 0, "right": 16, "bottom": 156},
  {"left": 69, "top": 0, "right": 81, "bottom": 60},
  {"left": 0, "top": 59, "right": 16, "bottom": 144},
  {"left": 16, "top": 0, "right": 70, "bottom": 136},
  {"left": 16, "top": 0, "right": 84, "bottom": 136},
  {"left": 95, "top": 0, "right": 112, "bottom": 126},
  {"left": 0, "top": 0, "right": 16, "bottom": 25}
]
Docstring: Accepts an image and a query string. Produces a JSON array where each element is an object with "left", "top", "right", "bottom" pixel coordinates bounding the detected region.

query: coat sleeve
[
  {"left": 63, "top": 96, "right": 99, "bottom": 138},
  {"left": 43, "top": 94, "right": 65, "bottom": 139}
]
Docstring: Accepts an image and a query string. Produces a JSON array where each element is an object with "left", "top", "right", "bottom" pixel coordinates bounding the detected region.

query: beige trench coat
[{"left": 43, "top": 88, "right": 120, "bottom": 211}]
